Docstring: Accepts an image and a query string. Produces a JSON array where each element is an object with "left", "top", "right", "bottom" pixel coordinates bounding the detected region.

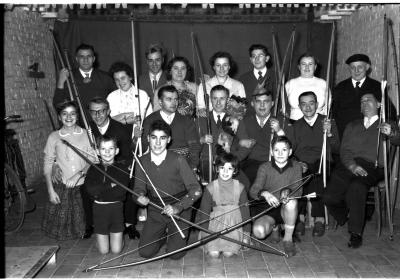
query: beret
[{"left": 346, "top": 54, "right": 371, "bottom": 65}]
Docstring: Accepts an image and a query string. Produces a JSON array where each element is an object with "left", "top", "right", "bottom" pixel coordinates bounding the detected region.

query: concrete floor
[{"left": 5, "top": 182, "right": 400, "bottom": 278}]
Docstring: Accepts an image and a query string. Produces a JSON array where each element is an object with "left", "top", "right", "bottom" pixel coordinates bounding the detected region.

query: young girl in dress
[
  {"left": 42, "top": 101, "right": 96, "bottom": 240},
  {"left": 197, "top": 152, "right": 250, "bottom": 258}
]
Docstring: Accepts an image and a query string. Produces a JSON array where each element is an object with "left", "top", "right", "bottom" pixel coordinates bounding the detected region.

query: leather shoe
[
  {"left": 348, "top": 232, "right": 362, "bottom": 248},
  {"left": 270, "top": 228, "right": 281, "bottom": 243},
  {"left": 125, "top": 225, "right": 140, "bottom": 240},
  {"left": 312, "top": 221, "right": 325, "bottom": 237},
  {"left": 82, "top": 226, "right": 93, "bottom": 239},
  {"left": 283, "top": 240, "right": 296, "bottom": 257}
]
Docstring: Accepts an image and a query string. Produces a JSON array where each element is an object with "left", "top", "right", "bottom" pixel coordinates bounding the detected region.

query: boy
[
  {"left": 287, "top": 91, "right": 339, "bottom": 236},
  {"left": 134, "top": 120, "right": 202, "bottom": 259},
  {"left": 85, "top": 135, "right": 129, "bottom": 254},
  {"left": 249, "top": 136, "right": 303, "bottom": 257}
]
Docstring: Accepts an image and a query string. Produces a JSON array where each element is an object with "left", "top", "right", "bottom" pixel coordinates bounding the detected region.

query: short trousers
[{"left": 93, "top": 201, "right": 124, "bottom": 235}]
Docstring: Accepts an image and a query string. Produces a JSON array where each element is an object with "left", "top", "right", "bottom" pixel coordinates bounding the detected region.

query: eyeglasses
[
  {"left": 89, "top": 108, "right": 107, "bottom": 116},
  {"left": 251, "top": 54, "right": 266, "bottom": 60}
]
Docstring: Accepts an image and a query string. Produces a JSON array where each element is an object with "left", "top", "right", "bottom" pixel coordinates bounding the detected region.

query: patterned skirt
[{"left": 41, "top": 182, "right": 85, "bottom": 240}]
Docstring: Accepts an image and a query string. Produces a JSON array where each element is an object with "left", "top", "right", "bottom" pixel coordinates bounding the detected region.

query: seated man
[
  {"left": 249, "top": 136, "right": 304, "bottom": 257},
  {"left": 323, "top": 91, "right": 397, "bottom": 248},
  {"left": 286, "top": 91, "right": 340, "bottom": 237},
  {"left": 134, "top": 120, "right": 202, "bottom": 259}
]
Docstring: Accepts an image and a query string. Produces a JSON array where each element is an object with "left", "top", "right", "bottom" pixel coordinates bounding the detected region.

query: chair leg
[{"left": 374, "top": 187, "right": 381, "bottom": 238}]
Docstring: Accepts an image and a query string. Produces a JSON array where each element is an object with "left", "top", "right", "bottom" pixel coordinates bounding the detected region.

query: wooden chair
[{"left": 366, "top": 181, "right": 386, "bottom": 238}]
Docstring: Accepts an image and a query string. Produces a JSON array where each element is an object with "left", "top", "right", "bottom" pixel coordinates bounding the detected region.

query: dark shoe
[
  {"left": 347, "top": 233, "right": 362, "bottom": 249},
  {"left": 270, "top": 228, "right": 280, "bottom": 244},
  {"left": 312, "top": 221, "right": 325, "bottom": 237},
  {"left": 334, "top": 217, "right": 348, "bottom": 230},
  {"left": 82, "top": 226, "right": 93, "bottom": 239},
  {"left": 283, "top": 240, "right": 296, "bottom": 257},
  {"left": 295, "top": 221, "right": 305, "bottom": 236},
  {"left": 125, "top": 225, "right": 140, "bottom": 240}
]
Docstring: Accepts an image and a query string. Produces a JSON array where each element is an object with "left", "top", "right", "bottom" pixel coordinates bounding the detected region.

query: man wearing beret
[{"left": 331, "top": 54, "right": 381, "bottom": 139}]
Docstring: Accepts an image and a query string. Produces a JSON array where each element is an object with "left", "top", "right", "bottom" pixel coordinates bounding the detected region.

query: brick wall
[
  {"left": 4, "top": 8, "right": 56, "bottom": 186},
  {"left": 336, "top": 4, "right": 400, "bottom": 209}
]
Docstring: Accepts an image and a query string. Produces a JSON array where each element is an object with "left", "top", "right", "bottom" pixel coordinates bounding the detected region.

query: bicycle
[{"left": 4, "top": 115, "right": 36, "bottom": 234}]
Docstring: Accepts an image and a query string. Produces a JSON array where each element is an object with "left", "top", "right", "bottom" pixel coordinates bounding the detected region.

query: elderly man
[
  {"left": 331, "top": 54, "right": 381, "bottom": 139},
  {"left": 324, "top": 91, "right": 397, "bottom": 248}
]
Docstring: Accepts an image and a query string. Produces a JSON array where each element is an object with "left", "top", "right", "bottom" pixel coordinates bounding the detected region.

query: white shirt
[
  {"left": 151, "top": 149, "right": 167, "bottom": 166},
  {"left": 364, "top": 115, "right": 379, "bottom": 129},
  {"left": 97, "top": 118, "right": 110, "bottom": 135},
  {"left": 256, "top": 114, "right": 270, "bottom": 127},
  {"left": 253, "top": 67, "right": 267, "bottom": 79},
  {"left": 212, "top": 111, "right": 225, "bottom": 124},
  {"left": 352, "top": 77, "right": 366, "bottom": 88},
  {"left": 107, "top": 84, "right": 153, "bottom": 118},
  {"left": 149, "top": 71, "right": 162, "bottom": 85},
  {"left": 197, "top": 76, "right": 246, "bottom": 110},
  {"left": 160, "top": 111, "right": 175, "bottom": 125},
  {"left": 79, "top": 68, "right": 93, "bottom": 78},
  {"left": 304, "top": 114, "right": 319, "bottom": 127}
]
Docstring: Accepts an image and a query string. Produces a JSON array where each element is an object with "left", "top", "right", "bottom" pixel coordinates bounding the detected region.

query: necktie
[
  {"left": 355, "top": 81, "right": 360, "bottom": 89},
  {"left": 365, "top": 118, "right": 371, "bottom": 129},
  {"left": 217, "top": 115, "right": 222, "bottom": 128},
  {"left": 258, "top": 71, "right": 263, "bottom": 83},
  {"left": 260, "top": 119, "right": 265, "bottom": 128},
  {"left": 83, "top": 72, "right": 91, "bottom": 83},
  {"left": 152, "top": 79, "right": 157, "bottom": 92}
]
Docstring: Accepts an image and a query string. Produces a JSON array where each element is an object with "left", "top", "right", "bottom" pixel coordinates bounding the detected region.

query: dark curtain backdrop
[{"left": 54, "top": 20, "right": 333, "bottom": 83}]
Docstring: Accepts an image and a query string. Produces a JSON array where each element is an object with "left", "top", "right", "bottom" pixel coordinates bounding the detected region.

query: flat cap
[{"left": 346, "top": 54, "right": 371, "bottom": 65}]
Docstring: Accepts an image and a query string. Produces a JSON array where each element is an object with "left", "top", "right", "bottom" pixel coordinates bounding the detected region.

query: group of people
[{"left": 42, "top": 41, "right": 400, "bottom": 260}]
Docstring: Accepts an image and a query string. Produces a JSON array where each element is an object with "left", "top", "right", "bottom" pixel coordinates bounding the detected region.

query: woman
[
  {"left": 107, "top": 61, "right": 153, "bottom": 125},
  {"left": 42, "top": 101, "right": 96, "bottom": 240},
  {"left": 285, "top": 53, "right": 330, "bottom": 121},
  {"left": 197, "top": 51, "right": 246, "bottom": 111},
  {"left": 153, "top": 56, "right": 198, "bottom": 117}
]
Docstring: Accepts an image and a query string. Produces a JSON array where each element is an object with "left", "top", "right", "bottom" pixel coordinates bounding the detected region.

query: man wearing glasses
[
  {"left": 53, "top": 43, "right": 116, "bottom": 114},
  {"left": 239, "top": 44, "right": 276, "bottom": 112}
]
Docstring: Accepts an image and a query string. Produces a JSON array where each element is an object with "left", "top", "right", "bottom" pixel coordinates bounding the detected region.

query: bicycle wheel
[{"left": 4, "top": 164, "right": 26, "bottom": 234}]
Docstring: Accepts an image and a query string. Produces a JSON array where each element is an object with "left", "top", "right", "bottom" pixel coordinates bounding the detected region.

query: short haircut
[
  {"left": 214, "top": 152, "right": 239, "bottom": 176},
  {"left": 271, "top": 135, "right": 292, "bottom": 150},
  {"left": 145, "top": 43, "right": 164, "bottom": 58},
  {"left": 298, "top": 91, "right": 317, "bottom": 103},
  {"left": 166, "top": 56, "right": 193, "bottom": 81},
  {"left": 88, "top": 97, "right": 110, "bottom": 110},
  {"left": 297, "top": 52, "right": 319, "bottom": 66},
  {"left": 75, "top": 43, "right": 95, "bottom": 56},
  {"left": 248, "top": 44, "right": 270, "bottom": 57},
  {"left": 148, "top": 119, "right": 171, "bottom": 137},
  {"left": 96, "top": 134, "right": 118, "bottom": 149},
  {"left": 109, "top": 61, "right": 134, "bottom": 78},
  {"left": 209, "top": 51, "right": 233, "bottom": 68},
  {"left": 253, "top": 88, "right": 273, "bottom": 99},
  {"left": 56, "top": 100, "right": 78, "bottom": 115},
  {"left": 157, "top": 85, "right": 178, "bottom": 100},
  {"left": 210, "top": 85, "right": 229, "bottom": 98}
]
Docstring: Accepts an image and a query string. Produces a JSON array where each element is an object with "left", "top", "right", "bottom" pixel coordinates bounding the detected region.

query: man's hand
[
  {"left": 322, "top": 119, "right": 332, "bottom": 136},
  {"left": 280, "top": 188, "right": 290, "bottom": 205},
  {"left": 51, "top": 163, "right": 63, "bottom": 184},
  {"left": 137, "top": 195, "right": 150, "bottom": 206},
  {"left": 298, "top": 161, "right": 308, "bottom": 173},
  {"left": 270, "top": 117, "right": 281, "bottom": 132},
  {"left": 162, "top": 204, "right": 180, "bottom": 216},
  {"left": 379, "top": 122, "right": 392, "bottom": 136},
  {"left": 261, "top": 191, "right": 280, "bottom": 207},
  {"left": 133, "top": 126, "right": 143, "bottom": 138},
  {"left": 349, "top": 164, "right": 368, "bottom": 177},
  {"left": 57, "top": 68, "right": 69, "bottom": 88},
  {"left": 49, "top": 189, "right": 61, "bottom": 204},
  {"left": 200, "top": 134, "right": 213, "bottom": 144},
  {"left": 239, "top": 139, "right": 256, "bottom": 149}
]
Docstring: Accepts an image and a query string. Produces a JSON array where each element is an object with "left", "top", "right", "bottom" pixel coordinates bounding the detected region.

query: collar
[
  {"left": 160, "top": 110, "right": 175, "bottom": 125},
  {"left": 212, "top": 111, "right": 225, "bottom": 123},
  {"left": 97, "top": 118, "right": 110, "bottom": 135},
  {"left": 253, "top": 67, "right": 267, "bottom": 78},
  {"left": 58, "top": 126, "right": 83, "bottom": 137},
  {"left": 303, "top": 114, "right": 318, "bottom": 126},
  {"left": 149, "top": 71, "right": 162, "bottom": 82},
  {"left": 151, "top": 149, "right": 167, "bottom": 165},
  {"left": 363, "top": 115, "right": 379, "bottom": 127},
  {"left": 352, "top": 77, "right": 366, "bottom": 88},
  {"left": 256, "top": 114, "right": 270, "bottom": 126},
  {"left": 79, "top": 68, "right": 93, "bottom": 78},
  {"left": 271, "top": 159, "right": 293, "bottom": 174}
]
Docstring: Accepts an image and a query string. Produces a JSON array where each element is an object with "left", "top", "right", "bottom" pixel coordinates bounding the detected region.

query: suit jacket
[
  {"left": 138, "top": 71, "right": 167, "bottom": 103},
  {"left": 91, "top": 118, "right": 133, "bottom": 162},
  {"left": 332, "top": 76, "right": 380, "bottom": 139}
]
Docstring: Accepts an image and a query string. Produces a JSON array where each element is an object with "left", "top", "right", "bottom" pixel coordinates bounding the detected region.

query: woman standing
[
  {"left": 153, "top": 56, "right": 198, "bottom": 117},
  {"left": 285, "top": 53, "right": 330, "bottom": 121},
  {"left": 42, "top": 101, "right": 96, "bottom": 240}
]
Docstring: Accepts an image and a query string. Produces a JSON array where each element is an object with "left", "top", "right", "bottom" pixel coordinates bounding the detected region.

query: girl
[
  {"left": 197, "top": 152, "right": 250, "bottom": 258},
  {"left": 42, "top": 101, "right": 95, "bottom": 240}
]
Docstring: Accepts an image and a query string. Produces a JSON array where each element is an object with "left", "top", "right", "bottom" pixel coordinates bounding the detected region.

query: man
[
  {"left": 53, "top": 43, "right": 116, "bottom": 111},
  {"left": 324, "top": 92, "right": 396, "bottom": 248},
  {"left": 287, "top": 91, "right": 339, "bottom": 237},
  {"left": 240, "top": 87, "right": 284, "bottom": 186},
  {"left": 199, "top": 85, "right": 250, "bottom": 185},
  {"left": 86, "top": 97, "right": 140, "bottom": 240},
  {"left": 138, "top": 44, "right": 168, "bottom": 103},
  {"left": 332, "top": 54, "right": 380, "bottom": 139},
  {"left": 141, "top": 85, "right": 200, "bottom": 170},
  {"left": 134, "top": 120, "right": 202, "bottom": 259},
  {"left": 239, "top": 44, "right": 275, "bottom": 112}
]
